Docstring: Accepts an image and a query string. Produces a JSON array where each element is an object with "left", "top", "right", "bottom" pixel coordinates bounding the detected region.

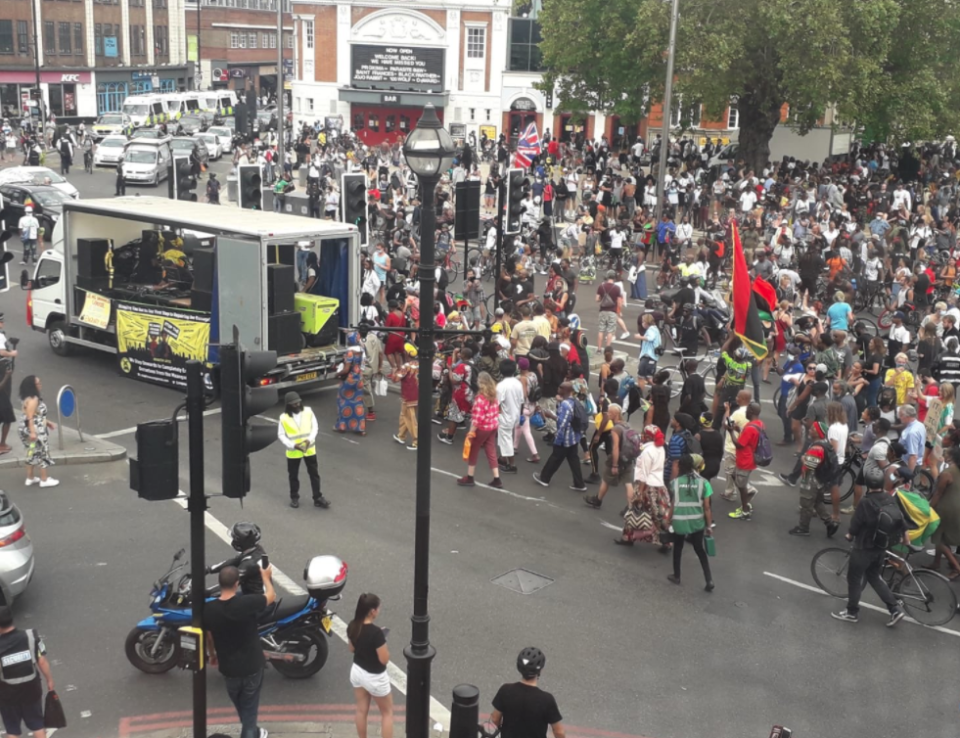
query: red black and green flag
[
  {"left": 731, "top": 222, "right": 769, "bottom": 360},
  {"left": 752, "top": 276, "right": 778, "bottom": 324}
]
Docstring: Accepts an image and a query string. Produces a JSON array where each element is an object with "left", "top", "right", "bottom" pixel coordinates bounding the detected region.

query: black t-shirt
[
  {"left": 206, "top": 594, "right": 267, "bottom": 678},
  {"left": 672, "top": 287, "right": 696, "bottom": 311},
  {"left": 350, "top": 623, "right": 386, "bottom": 674},
  {"left": 492, "top": 682, "right": 562, "bottom": 738}
]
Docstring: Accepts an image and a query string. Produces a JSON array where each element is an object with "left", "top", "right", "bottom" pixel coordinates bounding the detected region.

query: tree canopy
[{"left": 538, "top": 0, "right": 960, "bottom": 171}]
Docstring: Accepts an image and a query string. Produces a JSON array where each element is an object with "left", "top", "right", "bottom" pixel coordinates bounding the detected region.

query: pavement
[
  {"left": 1, "top": 155, "right": 959, "bottom": 738},
  {"left": 0, "top": 425, "right": 126, "bottom": 469}
]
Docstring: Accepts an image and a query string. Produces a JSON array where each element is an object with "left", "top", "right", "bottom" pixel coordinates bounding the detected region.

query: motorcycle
[{"left": 125, "top": 549, "right": 347, "bottom": 679}]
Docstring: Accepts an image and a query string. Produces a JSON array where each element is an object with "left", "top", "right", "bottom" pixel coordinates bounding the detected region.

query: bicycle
[
  {"left": 811, "top": 545, "right": 957, "bottom": 625},
  {"left": 662, "top": 348, "right": 719, "bottom": 400},
  {"left": 83, "top": 148, "right": 94, "bottom": 174}
]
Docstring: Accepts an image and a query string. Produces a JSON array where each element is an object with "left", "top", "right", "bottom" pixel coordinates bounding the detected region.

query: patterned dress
[
  {"left": 334, "top": 349, "right": 366, "bottom": 434},
  {"left": 19, "top": 399, "right": 53, "bottom": 468}
]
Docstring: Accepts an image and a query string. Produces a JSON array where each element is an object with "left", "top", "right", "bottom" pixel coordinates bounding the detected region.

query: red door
[{"left": 351, "top": 105, "right": 444, "bottom": 147}]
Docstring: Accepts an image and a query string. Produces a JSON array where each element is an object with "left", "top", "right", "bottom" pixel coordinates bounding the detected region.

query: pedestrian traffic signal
[
  {"left": 169, "top": 156, "right": 197, "bottom": 202},
  {"left": 341, "top": 173, "right": 368, "bottom": 246},
  {"left": 220, "top": 344, "right": 279, "bottom": 498},
  {"left": 238, "top": 164, "right": 262, "bottom": 210},
  {"left": 504, "top": 168, "right": 528, "bottom": 235}
]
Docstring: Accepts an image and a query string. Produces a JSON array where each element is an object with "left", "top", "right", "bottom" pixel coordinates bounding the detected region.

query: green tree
[{"left": 538, "top": 0, "right": 960, "bottom": 172}]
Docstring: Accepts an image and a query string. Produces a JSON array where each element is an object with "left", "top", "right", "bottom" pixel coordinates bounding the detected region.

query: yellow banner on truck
[{"left": 116, "top": 302, "right": 211, "bottom": 390}]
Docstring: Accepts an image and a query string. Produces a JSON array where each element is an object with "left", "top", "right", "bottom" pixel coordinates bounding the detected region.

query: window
[
  {"left": 230, "top": 32, "right": 239, "bottom": 49},
  {"left": 130, "top": 25, "right": 139, "bottom": 56},
  {"left": 0, "top": 21, "right": 11, "bottom": 55},
  {"left": 44, "top": 21, "right": 55, "bottom": 55},
  {"left": 58, "top": 22, "right": 71, "bottom": 54},
  {"left": 74, "top": 23, "right": 82, "bottom": 55},
  {"left": 306, "top": 97, "right": 313, "bottom": 113},
  {"left": 154, "top": 25, "right": 167, "bottom": 55},
  {"left": 727, "top": 105, "right": 739, "bottom": 129},
  {"left": 95, "top": 23, "right": 102, "bottom": 55},
  {"left": 507, "top": 18, "right": 541, "bottom": 72},
  {"left": 17, "top": 21, "right": 28, "bottom": 56},
  {"left": 248, "top": 33, "right": 257, "bottom": 48},
  {"left": 269, "top": 33, "right": 276, "bottom": 48},
  {"left": 466, "top": 27, "right": 485, "bottom": 59},
  {"left": 238, "top": 33, "right": 246, "bottom": 49},
  {"left": 262, "top": 33, "right": 269, "bottom": 48},
  {"left": 305, "top": 20, "right": 313, "bottom": 49}
]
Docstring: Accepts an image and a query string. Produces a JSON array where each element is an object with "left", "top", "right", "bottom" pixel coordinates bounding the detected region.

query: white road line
[
  {"left": 96, "top": 409, "right": 223, "bottom": 438},
  {"left": 172, "top": 496, "right": 452, "bottom": 730},
  {"left": 763, "top": 570, "right": 960, "bottom": 638},
  {"left": 600, "top": 520, "right": 622, "bottom": 532},
  {"left": 430, "top": 467, "right": 576, "bottom": 513}
]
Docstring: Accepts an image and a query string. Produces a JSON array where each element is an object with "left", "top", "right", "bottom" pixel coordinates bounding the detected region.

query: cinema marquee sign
[{"left": 351, "top": 44, "right": 445, "bottom": 94}]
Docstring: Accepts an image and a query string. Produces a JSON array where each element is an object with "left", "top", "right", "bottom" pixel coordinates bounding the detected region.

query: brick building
[
  {"left": 0, "top": 0, "right": 191, "bottom": 120},
  {"left": 183, "top": 0, "right": 294, "bottom": 96}
]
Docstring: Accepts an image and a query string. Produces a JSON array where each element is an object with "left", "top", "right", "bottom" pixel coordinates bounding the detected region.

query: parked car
[
  {"left": 0, "top": 183, "right": 68, "bottom": 243},
  {"left": 194, "top": 132, "right": 223, "bottom": 161},
  {"left": 131, "top": 127, "right": 168, "bottom": 141},
  {"left": 170, "top": 136, "right": 209, "bottom": 168},
  {"left": 0, "top": 493, "right": 35, "bottom": 605},
  {"left": 177, "top": 114, "right": 209, "bottom": 136},
  {"left": 0, "top": 167, "right": 79, "bottom": 199},
  {"left": 93, "top": 135, "right": 129, "bottom": 167},
  {"left": 122, "top": 140, "right": 172, "bottom": 187},
  {"left": 207, "top": 125, "right": 234, "bottom": 153},
  {"left": 91, "top": 112, "right": 135, "bottom": 140}
]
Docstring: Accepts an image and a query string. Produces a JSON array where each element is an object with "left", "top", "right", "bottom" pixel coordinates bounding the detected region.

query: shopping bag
[
  {"left": 44, "top": 690, "right": 67, "bottom": 729},
  {"left": 704, "top": 534, "right": 716, "bottom": 557},
  {"left": 374, "top": 375, "right": 389, "bottom": 397}
]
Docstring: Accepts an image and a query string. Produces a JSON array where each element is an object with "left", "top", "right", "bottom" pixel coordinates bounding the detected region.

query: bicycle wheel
[
  {"left": 895, "top": 569, "right": 958, "bottom": 626},
  {"left": 914, "top": 469, "right": 935, "bottom": 500},
  {"left": 822, "top": 465, "right": 856, "bottom": 505},
  {"left": 855, "top": 317, "right": 878, "bottom": 337},
  {"left": 810, "top": 547, "right": 852, "bottom": 599},
  {"left": 661, "top": 366, "right": 683, "bottom": 399},
  {"left": 877, "top": 309, "right": 893, "bottom": 331},
  {"left": 699, "top": 364, "right": 717, "bottom": 400}
]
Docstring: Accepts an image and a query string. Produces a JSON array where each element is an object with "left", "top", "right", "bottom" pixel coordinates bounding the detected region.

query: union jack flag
[{"left": 513, "top": 122, "right": 541, "bottom": 169}]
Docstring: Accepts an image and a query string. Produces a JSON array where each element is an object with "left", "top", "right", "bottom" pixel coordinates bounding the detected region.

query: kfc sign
[{"left": 60, "top": 74, "right": 80, "bottom": 83}]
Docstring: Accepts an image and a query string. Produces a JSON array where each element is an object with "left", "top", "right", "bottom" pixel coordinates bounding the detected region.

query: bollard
[{"left": 449, "top": 684, "right": 479, "bottom": 738}]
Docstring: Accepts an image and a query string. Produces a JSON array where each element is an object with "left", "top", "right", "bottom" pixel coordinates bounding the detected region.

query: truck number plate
[{"left": 296, "top": 372, "right": 318, "bottom": 383}]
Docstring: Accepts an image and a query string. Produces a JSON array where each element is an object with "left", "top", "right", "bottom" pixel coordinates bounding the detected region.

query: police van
[
  {"left": 186, "top": 90, "right": 237, "bottom": 117},
  {"left": 120, "top": 94, "right": 169, "bottom": 128},
  {"left": 161, "top": 93, "right": 200, "bottom": 121}
]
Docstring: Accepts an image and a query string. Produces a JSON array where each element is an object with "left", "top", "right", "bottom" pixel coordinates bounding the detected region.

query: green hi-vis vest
[
  {"left": 670, "top": 474, "right": 706, "bottom": 535},
  {"left": 280, "top": 408, "right": 316, "bottom": 458}
]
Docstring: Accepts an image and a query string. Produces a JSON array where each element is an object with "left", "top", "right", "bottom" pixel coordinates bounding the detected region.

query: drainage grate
[{"left": 491, "top": 568, "right": 555, "bottom": 595}]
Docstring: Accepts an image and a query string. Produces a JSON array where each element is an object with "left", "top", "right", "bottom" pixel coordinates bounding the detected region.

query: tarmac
[{"left": 0, "top": 425, "right": 127, "bottom": 469}]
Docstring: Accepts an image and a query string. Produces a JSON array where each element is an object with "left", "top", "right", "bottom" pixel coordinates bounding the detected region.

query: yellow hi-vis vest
[{"left": 280, "top": 408, "right": 316, "bottom": 458}]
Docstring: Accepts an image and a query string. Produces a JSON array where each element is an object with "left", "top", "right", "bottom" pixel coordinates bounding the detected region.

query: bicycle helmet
[
  {"left": 516, "top": 647, "right": 546, "bottom": 679},
  {"left": 567, "top": 313, "right": 581, "bottom": 331},
  {"left": 734, "top": 347, "right": 751, "bottom": 361},
  {"left": 683, "top": 302, "right": 696, "bottom": 312},
  {"left": 231, "top": 522, "right": 262, "bottom": 552},
  {"left": 863, "top": 465, "right": 885, "bottom": 491}
]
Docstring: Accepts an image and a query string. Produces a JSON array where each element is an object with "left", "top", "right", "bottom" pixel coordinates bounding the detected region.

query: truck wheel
[{"left": 49, "top": 321, "right": 72, "bottom": 357}]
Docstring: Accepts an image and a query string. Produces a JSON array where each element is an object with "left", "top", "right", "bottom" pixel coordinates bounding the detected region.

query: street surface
[{"left": 0, "top": 157, "right": 957, "bottom": 738}]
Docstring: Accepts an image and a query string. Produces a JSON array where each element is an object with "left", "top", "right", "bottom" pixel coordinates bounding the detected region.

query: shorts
[
  {"left": 0, "top": 698, "right": 44, "bottom": 735},
  {"left": 602, "top": 456, "right": 636, "bottom": 486},
  {"left": 498, "top": 424, "right": 515, "bottom": 457},
  {"left": 350, "top": 663, "right": 391, "bottom": 698},
  {"left": 733, "top": 468, "right": 753, "bottom": 493},
  {"left": 598, "top": 311, "right": 618, "bottom": 334}
]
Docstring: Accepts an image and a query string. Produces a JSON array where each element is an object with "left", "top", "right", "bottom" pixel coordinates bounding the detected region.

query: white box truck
[{"left": 707, "top": 125, "right": 855, "bottom": 171}]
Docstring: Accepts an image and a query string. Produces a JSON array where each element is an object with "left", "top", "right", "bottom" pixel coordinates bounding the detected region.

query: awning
[{"left": 338, "top": 88, "right": 449, "bottom": 108}]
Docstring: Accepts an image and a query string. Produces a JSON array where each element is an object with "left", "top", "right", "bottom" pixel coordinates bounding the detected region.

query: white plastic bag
[{"left": 375, "top": 375, "right": 389, "bottom": 397}]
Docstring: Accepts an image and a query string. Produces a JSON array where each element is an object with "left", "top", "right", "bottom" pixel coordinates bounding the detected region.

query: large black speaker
[
  {"left": 192, "top": 248, "right": 216, "bottom": 293},
  {"left": 130, "top": 420, "right": 179, "bottom": 501},
  {"left": 190, "top": 289, "right": 213, "bottom": 312},
  {"left": 268, "top": 311, "right": 302, "bottom": 355},
  {"left": 269, "top": 243, "right": 296, "bottom": 267},
  {"left": 455, "top": 180, "right": 482, "bottom": 241},
  {"left": 267, "top": 263, "right": 295, "bottom": 314},
  {"left": 77, "top": 238, "right": 110, "bottom": 278}
]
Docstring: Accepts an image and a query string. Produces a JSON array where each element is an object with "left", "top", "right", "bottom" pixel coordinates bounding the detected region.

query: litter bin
[{"left": 226, "top": 173, "right": 238, "bottom": 203}]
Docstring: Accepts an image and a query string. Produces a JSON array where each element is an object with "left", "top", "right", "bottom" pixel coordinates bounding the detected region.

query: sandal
[
  {"left": 948, "top": 570, "right": 960, "bottom": 581},
  {"left": 526, "top": 456, "right": 540, "bottom": 463},
  {"left": 614, "top": 538, "right": 634, "bottom": 546}
]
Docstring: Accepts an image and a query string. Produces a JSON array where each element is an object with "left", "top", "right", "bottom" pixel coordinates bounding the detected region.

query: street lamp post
[
  {"left": 401, "top": 104, "right": 456, "bottom": 738},
  {"left": 654, "top": 0, "right": 681, "bottom": 222}
]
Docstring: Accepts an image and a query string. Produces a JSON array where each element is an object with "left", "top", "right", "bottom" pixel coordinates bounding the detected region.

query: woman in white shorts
[{"left": 348, "top": 593, "right": 393, "bottom": 738}]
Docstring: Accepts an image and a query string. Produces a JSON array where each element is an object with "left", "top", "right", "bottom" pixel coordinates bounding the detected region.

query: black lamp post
[{"left": 402, "top": 104, "right": 455, "bottom": 738}]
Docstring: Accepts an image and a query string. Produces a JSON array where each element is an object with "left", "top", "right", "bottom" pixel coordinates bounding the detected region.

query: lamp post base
[{"left": 404, "top": 643, "right": 438, "bottom": 738}]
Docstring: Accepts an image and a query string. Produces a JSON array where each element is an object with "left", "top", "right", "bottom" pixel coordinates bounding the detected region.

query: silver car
[{"left": 0, "top": 493, "right": 35, "bottom": 604}]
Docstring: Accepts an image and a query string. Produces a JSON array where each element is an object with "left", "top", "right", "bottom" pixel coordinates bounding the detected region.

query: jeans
[
  {"left": 22, "top": 239, "right": 37, "bottom": 264},
  {"left": 225, "top": 668, "right": 264, "bottom": 738},
  {"left": 846, "top": 548, "right": 900, "bottom": 616},
  {"left": 539, "top": 443, "right": 584, "bottom": 487},
  {"left": 778, "top": 389, "right": 792, "bottom": 442},
  {"left": 296, "top": 248, "right": 310, "bottom": 283},
  {"left": 288, "top": 454, "right": 321, "bottom": 500},
  {"left": 866, "top": 376, "right": 881, "bottom": 408},
  {"left": 671, "top": 529, "right": 712, "bottom": 582},
  {"left": 273, "top": 194, "right": 283, "bottom": 213}
]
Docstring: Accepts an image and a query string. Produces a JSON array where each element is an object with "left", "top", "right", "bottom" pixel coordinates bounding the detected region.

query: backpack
[
  {"left": 679, "top": 429, "right": 702, "bottom": 455},
  {"left": 618, "top": 424, "right": 643, "bottom": 462},
  {"left": 748, "top": 421, "right": 773, "bottom": 467},
  {"left": 617, "top": 375, "right": 637, "bottom": 404},
  {"left": 599, "top": 285, "right": 617, "bottom": 311},
  {"left": 570, "top": 398, "right": 589, "bottom": 434},
  {"left": 872, "top": 494, "right": 905, "bottom": 549},
  {"left": 812, "top": 439, "right": 840, "bottom": 484}
]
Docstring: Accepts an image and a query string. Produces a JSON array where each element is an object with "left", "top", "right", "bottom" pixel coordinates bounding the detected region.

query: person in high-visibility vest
[
  {"left": 663, "top": 453, "right": 714, "bottom": 591},
  {"left": 277, "top": 391, "right": 329, "bottom": 509}
]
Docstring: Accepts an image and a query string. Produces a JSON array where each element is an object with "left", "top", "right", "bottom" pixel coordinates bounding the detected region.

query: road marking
[
  {"left": 431, "top": 467, "right": 576, "bottom": 513},
  {"left": 97, "top": 409, "right": 223, "bottom": 438},
  {"left": 763, "top": 570, "right": 960, "bottom": 638},
  {"left": 172, "top": 497, "right": 452, "bottom": 730}
]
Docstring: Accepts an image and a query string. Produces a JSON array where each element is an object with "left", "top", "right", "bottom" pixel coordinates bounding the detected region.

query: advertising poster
[{"left": 116, "top": 302, "right": 210, "bottom": 389}]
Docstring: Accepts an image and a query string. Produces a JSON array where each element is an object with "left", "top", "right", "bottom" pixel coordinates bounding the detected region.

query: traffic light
[
  {"left": 238, "top": 164, "right": 262, "bottom": 210},
  {"left": 341, "top": 173, "right": 368, "bottom": 246},
  {"left": 504, "top": 168, "right": 528, "bottom": 235},
  {"left": 130, "top": 420, "right": 180, "bottom": 501},
  {"left": 220, "top": 343, "right": 278, "bottom": 499},
  {"left": 170, "top": 156, "right": 197, "bottom": 202}
]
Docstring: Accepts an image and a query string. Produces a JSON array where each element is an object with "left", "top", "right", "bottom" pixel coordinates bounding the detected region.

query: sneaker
[
  {"left": 704, "top": 581, "right": 715, "bottom": 592},
  {"left": 532, "top": 473, "right": 549, "bottom": 487},
  {"left": 367, "top": 412, "right": 377, "bottom": 421},
  {"left": 666, "top": 574, "right": 681, "bottom": 585},
  {"left": 313, "top": 497, "right": 331, "bottom": 509},
  {"left": 831, "top": 610, "right": 859, "bottom": 624},
  {"left": 393, "top": 434, "right": 405, "bottom": 445},
  {"left": 431, "top": 416, "right": 443, "bottom": 425},
  {"left": 569, "top": 484, "right": 587, "bottom": 492},
  {"left": 19, "top": 260, "right": 25, "bottom": 265},
  {"left": 840, "top": 505, "right": 854, "bottom": 515},
  {"left": 289, "top": 499, "right": 300, "bottom": 508},
  {"left": 585, "top": 472, "right": 601, "bottom": 485},
  {"left": 260, "top": 728, "right": 269, "bottom": 738},
  {"left": 719, "top": 492, "right": 737, "bottom": 502},
  {"left": 498, "top": 464, "right": 518, "bottom": 474},
  {"left": 25, "top": 478, "right": 38, "bottom": 487},
  {"left": 619, "top": 331, "right": 631, "bottom": 340},
  {"left": 457, "top": 475, "right": 475, "bottom": 487},
  {"left": 407, "top": 444, "right": 418, "bottom": 451},
  {"left": 787, "top": 526, "right": 810, "bottom": 536},
  {"left": 39, "top": 478, "right": 59, "bottom": 488},
  {"left": 583, "top": 495, "right": 602, "bottom": 509},
  {"left": 489, "top": 478, "right": 503, "bottom": 489},
  {"left": 437, "top": 433, "right": 453, "bottom": 445},
  {"left": 779, "top": 473, "right": 797, "bottom": 487},
  {"left": 729, "top": 506, "right": 752, "bottom": 520},
  {"left": 826, "top": 520, "right": 840, "bottom": 538},
  {"left": 886, "top": 608, "right": 906, "bottom": 628},
  {"left": 542, "top": 432, "right": 556, "bottom": 443}
]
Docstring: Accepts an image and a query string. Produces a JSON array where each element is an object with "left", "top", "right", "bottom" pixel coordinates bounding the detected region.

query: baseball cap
[{"left": 894, "top": 311, "right": 906, "bottom": 321}]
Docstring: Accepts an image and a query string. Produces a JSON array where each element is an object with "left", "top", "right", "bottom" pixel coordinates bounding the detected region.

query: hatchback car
[
  {"left": 169, "top": 136, "right": 209, "bottom": 168},
  {"left": 207, "top": 125, "right": 234, "bottom": 153},
  {"left": 131, "top": 127, "right": 168, "bottom": 141},
  {"left": 0, "top": 184, "right": 70, "bottom": 242},
  {"left": 0, "top": 167, "right": 79, "bottom": 200},
  {"left": 177, "top": 114, "right": 208, "bottom": 136},
  {"left": 194, "top": 132, "right": 223, "bottom": 161},
  {"left": 0, "top": 493, "right": 35, "bottom": 605},
  {"left": 93, "top": 135, "right": 129, "bottom": 167}
]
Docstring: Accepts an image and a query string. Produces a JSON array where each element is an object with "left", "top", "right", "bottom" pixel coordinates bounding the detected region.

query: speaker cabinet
[
  {"left": 77, "top": 238, "right": 110, "bottom": 279},
  {"left": 190, "top": 289, "right": 213, "bottom": 312},
  {"left": 267, "top": 263, "right": 296, "bottom": 314},
  {"left": 192, "top": 248, "right": 216, "bottom": 293},
  {"left": 268, "top": 311, "right": 302, "bottom": 355}
]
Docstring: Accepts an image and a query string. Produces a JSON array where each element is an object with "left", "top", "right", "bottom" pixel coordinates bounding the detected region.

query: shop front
[
  {"left": 94, "top": 67, "right": 193, "bottom": 114},
  {"left": 503, "top": 96, "right": 542, "bottom": 149},
  {"left": 0, "top": 70, "right": 97, "bottom": 122},
  {"left": 339, "top": 90, "right": 448, "bottom": 147},
  {"left": 556, "top": 112, "right": 593, "bottom": 143}
]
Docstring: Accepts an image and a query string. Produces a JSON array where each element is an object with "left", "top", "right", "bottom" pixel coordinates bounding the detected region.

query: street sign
[{"left": 151, "top": 75, "right": 160, "bottom": 88}]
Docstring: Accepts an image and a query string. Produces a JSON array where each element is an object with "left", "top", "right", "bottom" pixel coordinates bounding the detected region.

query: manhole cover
[{"left": 491, "top": 568, "right": 555, "bottom": 595}]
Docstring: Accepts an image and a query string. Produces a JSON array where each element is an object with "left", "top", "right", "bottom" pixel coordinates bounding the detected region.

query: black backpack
[
  {"left": 872, "top": 494, "right": 905, "bottom": 549},
  {"left": 570, "top": 398, "right": 589, "bottom": 433},
  {"left": 679, "top": 429, "right": 702, "bottom": 455},
  {"left": 812, "top": 440, "right": 840, "bottom": 484}
]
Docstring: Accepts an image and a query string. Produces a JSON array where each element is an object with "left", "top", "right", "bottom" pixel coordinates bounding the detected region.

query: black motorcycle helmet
[
  {"left": 231, "top": 522, "right": 261, "bottom": 552},
  {"left": 516, "top": 647, "right": 546, "bottom": 679}
]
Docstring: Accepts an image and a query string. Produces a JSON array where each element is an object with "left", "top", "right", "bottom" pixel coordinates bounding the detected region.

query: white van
[
  {"left": 121, "top": 139, "right": 172, "bottom": 186},
  {"left": 121, "top": 94, "right": 169, "bottom": 128},
  {"left": 162, "top": 93, "right": 200, "bottom": 120},
  {"left": 216, "top": 90, "right": 239, "bottom": 116},
  {"left": 185, "top": 91, "right": 220, "bottom": 114}
]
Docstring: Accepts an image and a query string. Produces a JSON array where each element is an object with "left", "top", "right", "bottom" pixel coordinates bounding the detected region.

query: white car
[
  {"left": 93, "top": 135, "right": 128, "bottom": 167},
  {"left": 194, "top": 133, "right": 222, "bottom": 161},
  {"left": 0, "top": 167, "right": 79, "bottom": 199},
  {"left": 207, "top": 126, "right": 233, "bottom": 153}
]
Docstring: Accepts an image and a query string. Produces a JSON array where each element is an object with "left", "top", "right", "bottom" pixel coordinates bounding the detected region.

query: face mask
[{"left": 896, "top": 362, "right": 907, "bottom": 369}]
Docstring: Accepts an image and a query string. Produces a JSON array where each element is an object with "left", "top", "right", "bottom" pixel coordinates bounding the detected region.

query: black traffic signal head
[
  {"left": 341, "top": 173, "right": 368, "bottom": 246},
  {"left": 220, "top": 344, "right": 279, "bottom": 499},
  {"left": 171, "top": 156, "right": 197, "bottom": 202},
  {"left": 505, "top": 168, "right": 529, "bottom": 235},
  {"left": 238, "top": 164, "right": 262, "bottom": 210},
  {"left": 130, "top": 420, "right": 179, "bottom": 501}
]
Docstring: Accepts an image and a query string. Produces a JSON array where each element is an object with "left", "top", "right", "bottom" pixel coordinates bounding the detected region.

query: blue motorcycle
[{"left": 125, "top": 548, "right": 348, "bottom": 679}]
